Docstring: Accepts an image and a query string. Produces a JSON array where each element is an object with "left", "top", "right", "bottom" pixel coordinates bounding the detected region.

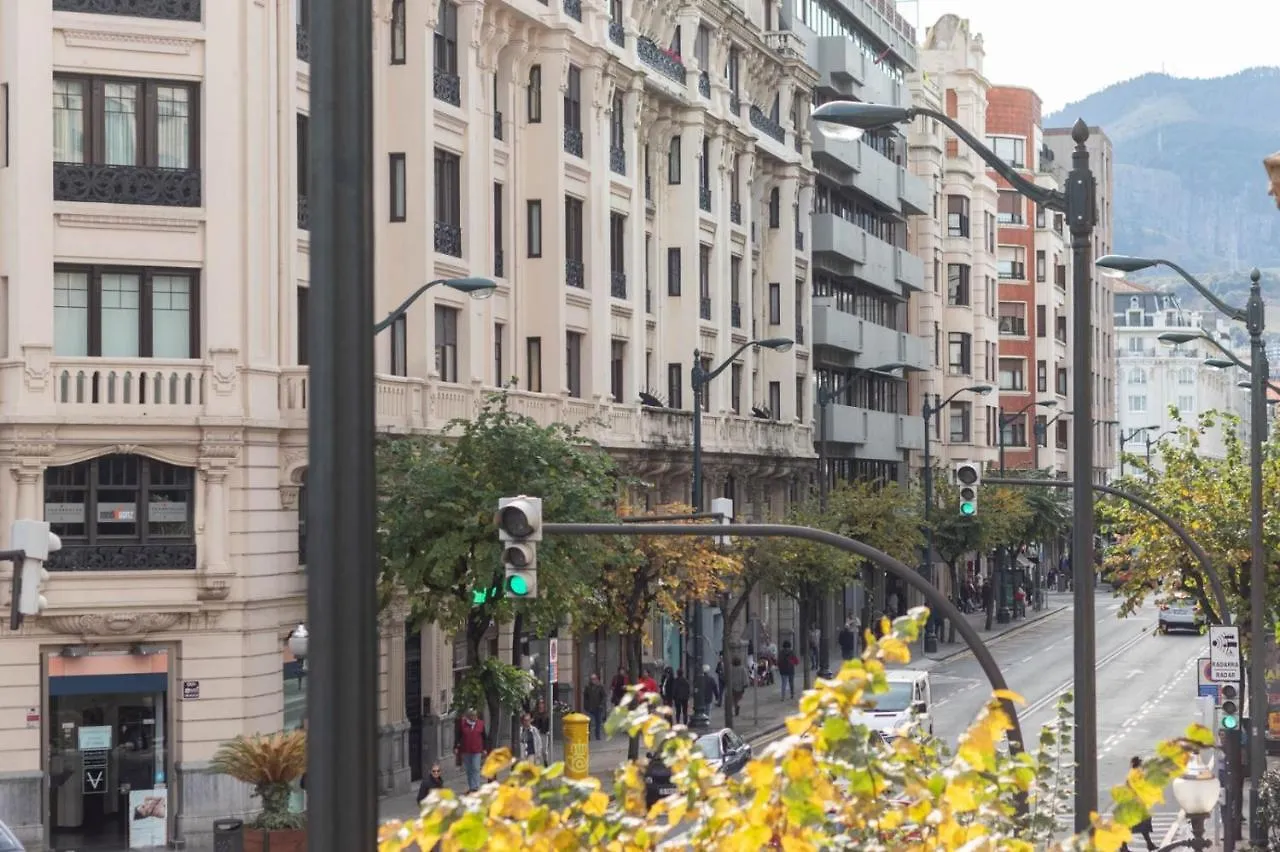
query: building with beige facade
[{"left": 0, "top": 0, "right": 818, "bottom": 847}]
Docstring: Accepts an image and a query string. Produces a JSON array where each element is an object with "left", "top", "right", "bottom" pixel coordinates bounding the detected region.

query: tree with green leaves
[
  {"left": 376, "top": 393, "right": 618, "bottom": 729},
  {"left": 931, "top": 477, "right": 1031, "bottom": 592}
]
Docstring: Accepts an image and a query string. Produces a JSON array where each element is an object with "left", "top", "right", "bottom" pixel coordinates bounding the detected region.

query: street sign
[
  {"left": 1210, "top": 625, "right": 1242, "bottom": 681},
  {"left": 182, "top": 680, "right": 200, "bottom": 700},
  {"left": 1199, "top": 683, "right": 1221, "bottom": 702},
  {"left": 548, "top": 638, "right": 559, "bottom": 684}
]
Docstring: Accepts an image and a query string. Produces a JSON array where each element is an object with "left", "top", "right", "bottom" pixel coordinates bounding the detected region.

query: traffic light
[
  {"left": 8, "top": 519, "right": 61, "bottom": 630},
  {"left": 498, "top": 496, "right": 542, "bottom": 599},
  {"left": 954, "top": 462, "right": 980, "bottom": 517},
  {"left": 710, "top": 497, "right": 734, "bottom": 546},
  {"left": 1220, "top": 683, "right": 1241, "bottom": 730}
]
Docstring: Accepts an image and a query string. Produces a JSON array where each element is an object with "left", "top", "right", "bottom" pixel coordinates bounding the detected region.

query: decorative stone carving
[
  {"left": 46, "top": 611, "right": 184, "bottom": 638},
  {"left": 209, "top": 348, "right": 239, "bottom": 395},
  {"left": 280, "top": 486, "right": 300, "bottom": 511},
  {"left": 199, "top": 430, "right": 242, "bottom": 461},
  {"left": 22, "top": 345, "right": 53, "bottom": 392}
]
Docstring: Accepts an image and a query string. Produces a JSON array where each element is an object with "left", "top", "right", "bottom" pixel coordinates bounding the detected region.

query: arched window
[
  {"left": 1128, "top": 367, "right": 1146, "bottom": 384},
  {"left": 43, "top": 454, "right": 196, "bottom": 570}
]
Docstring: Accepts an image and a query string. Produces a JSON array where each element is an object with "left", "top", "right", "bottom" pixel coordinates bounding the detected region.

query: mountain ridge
[{"left": 1044, "top": 67, "right": 1280, "bottom": 279}]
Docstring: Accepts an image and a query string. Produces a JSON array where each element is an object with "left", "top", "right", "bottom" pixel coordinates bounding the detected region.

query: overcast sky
[{"left": 901, "top": 0, "right": 1277, "bottom": 113}]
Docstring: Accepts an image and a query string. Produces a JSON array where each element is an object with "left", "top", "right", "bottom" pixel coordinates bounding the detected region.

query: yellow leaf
[
  {"left": 746, "top": 758, "right": 776, "bottom": 789},
  {"left": 991, "top": 688, "right": 1025, "bottom": 705},
  {"left": 582, "top": 790, "right": 609, "bottom": 817},
  {"left": 1091, "top": 820, "right": 1131, "bottom": 852},
  {"left": 944, "top": 778, "right": 977, "bottom": 812},
  {"left": 1126, "top": 767, "right": 1165, "bottom": 809},
  {"left": 780, "top": 836, "right": 816, "bottom": 852},
  {"left": 483, "top": 747, "right": 513, "bottom": 777}
]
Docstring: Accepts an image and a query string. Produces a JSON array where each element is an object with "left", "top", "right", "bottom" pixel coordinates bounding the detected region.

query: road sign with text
[{"left": 1210, "top": 625, "right": 1241, "bottom": 681}]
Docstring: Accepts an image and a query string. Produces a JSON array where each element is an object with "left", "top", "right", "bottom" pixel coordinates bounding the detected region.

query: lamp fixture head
[
  {"left": 810, "top": 101, "right": 911, "bottom": 143},
  {"left": 756, "top": 337, "right": 795, "bottom": 353},
  {"left": 444, "top": 277, "right": 499, "bottom": 300},
  {"left": 1204, "top": 357, "right": 1236, "bottom": 369},
  {"left": 1158, "top": 330, "right": 1205, "bottom": 346},
  {"left": 1095, "top": 254, "right": 1159, "bottom": 278}
]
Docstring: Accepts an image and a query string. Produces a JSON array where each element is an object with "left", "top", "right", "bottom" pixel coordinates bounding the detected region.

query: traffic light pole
[{"left": 4, "top": 549, "right": 30, "bottom": 630}]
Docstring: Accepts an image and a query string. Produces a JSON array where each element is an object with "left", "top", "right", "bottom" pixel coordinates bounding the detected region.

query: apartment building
[
  {"left": 1113, "top": 279, "right": 1243, "bottom": 474},
  {"left": 0, "top": 1, "right": 816, "bottom": 847},
  {"left": 795, "top": 0, "right": 930, "bottom": 489},
  {"left": 909, "top": 14, "right": 1002, "bottom": 488},
  {"left": 1043, "top": 124, "right": 1118, "bottom": 481}
]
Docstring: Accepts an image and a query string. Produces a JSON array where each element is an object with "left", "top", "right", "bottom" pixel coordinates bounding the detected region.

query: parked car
[
  {"left": 644, "top": 728, "right": 752, "bottom": 806},
  {"left": 0, "top": 820, "right": 24, "bottom": 852},
  {"left": 1158, "top": 593, "right": 1206, "bottom": 634}
]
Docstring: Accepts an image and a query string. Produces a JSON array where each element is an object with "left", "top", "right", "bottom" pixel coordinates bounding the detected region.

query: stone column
[
  {"left": 197, "top": 464, "right": 231, "bottom": 601},
  {"left": 378, "top": 608, "right": 411, "bottom": 795},
  {"left": 14, "top": 467, "right": 41, "bottom": 523}
]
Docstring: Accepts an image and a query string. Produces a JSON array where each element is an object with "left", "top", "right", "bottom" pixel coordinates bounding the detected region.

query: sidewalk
[{"left": 379, "top": 688, "right": 797, "bottom": 823}]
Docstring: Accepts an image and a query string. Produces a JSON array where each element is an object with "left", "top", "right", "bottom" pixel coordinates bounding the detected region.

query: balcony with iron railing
[
  {"left": 608, "top": 19, "right": 625, "bottom": 46},
  {"left": 699, "top": 186, "right": 711, "bottom": 212},
  {"left": 998, "top": 262, "right": 1026, "bottom": 281},
  {"left": 54, "top": 0, "right": 203, "bottom": 19},
  {"left": 297, "top": 24, "right": 310, "bottom": 62},
  {"left": 434, "top": 69, "right": 461, "bottom": 106},
  {"left": 563, "top": 0, "right": 582, "bottom": 20},
  {"left": 298, "top": 194, "right": 309, "bottom": 230},
  {"left": 698, "top": 71, "right": 711, "bottom": 98},
  {"left": 494, "top": 112, "right": 503, "bottom": 141},
  {"left": 55, "top": 163, "right": 201, "bottom": 207},
  {"left": 610, "top": 146, "right": 626, "bottom": 175},
  {"left": 699, "top": 297, "right": 712, "bottom": 320},
  {"left": 610, "top": 271, "right": 627, "bottom": 299},
  {"left": 794, "top": 322, "right": 805, "bottom": 345},
  {"left": 434, "top": 222, "right": 462, "bottom": 257},
  {"left": 749, "top": 105, "right": 785, "bottom": 145},
  {"left": 730, "top": 202, "right": 742, "bottom": 225},
  {"left": 637, "top": 37, "right": 686, "bottom": 85},
  {"left": 731, "top": 301, "right": 742, "bottom": 328},
  {"left": 566, "top": 259, "right": 585, "bottom": 288},
  {"left": 564, "top": 126, "right": 584, "bottom": 158}
]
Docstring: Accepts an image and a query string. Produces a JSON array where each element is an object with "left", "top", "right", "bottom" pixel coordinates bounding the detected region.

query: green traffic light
[
  {"left": 507, "top": 575, "right": 531, "bottom": 596},
  {"left": 1222, "top": 714, "right": 1239, "bottom": 730},
  {"left": 960, "top": 502, "right": 977, "bottom": 516}
]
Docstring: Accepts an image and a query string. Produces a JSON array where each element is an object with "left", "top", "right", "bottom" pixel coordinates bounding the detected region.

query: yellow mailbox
[{"left": 562, "top": 712, "right": 590, "bottom": 779}]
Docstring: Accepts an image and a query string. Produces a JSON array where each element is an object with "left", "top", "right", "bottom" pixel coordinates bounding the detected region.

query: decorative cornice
[
  {"left": 55, "top": 212, "right": 201, "bottom": 233},
  {"left": 60, "top": 28, "right": 197, "bottom": 55},
  {"left": 46, "top": 611, "right": 184, "bottom": 638}
]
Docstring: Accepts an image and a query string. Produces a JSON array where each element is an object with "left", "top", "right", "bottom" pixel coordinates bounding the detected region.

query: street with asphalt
[{"left": 382, "top": 589, "right": 1208, "bottom": 845}]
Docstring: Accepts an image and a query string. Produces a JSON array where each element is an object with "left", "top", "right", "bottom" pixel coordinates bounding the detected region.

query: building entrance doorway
[{"left": 47, "top": 651, "right": 170, "bottom": 851}]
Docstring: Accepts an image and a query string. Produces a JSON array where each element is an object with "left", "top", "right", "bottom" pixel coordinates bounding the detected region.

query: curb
[{"left": 927, "top": 601, "right": 1071, "bottom": 664}]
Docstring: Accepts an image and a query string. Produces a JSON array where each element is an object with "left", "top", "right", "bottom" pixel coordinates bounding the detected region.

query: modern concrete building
[
  {"left": 0, "top": 0, "right": 816, "bottom": 847},
  {"left": 1112, "top": 279, "right": 1243, "bottom": 475},
  {"left": 796, "top": 0, "right": 930, "bottom": 488},
  {"left": 1043, "top": 123, "right": 1118, "bottom": 481},
  {"left": 909, "top": 14, "right": 1002, "bottom": 485}
]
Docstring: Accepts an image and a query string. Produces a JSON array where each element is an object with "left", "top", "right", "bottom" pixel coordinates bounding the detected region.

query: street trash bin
[{"left": 212, "top": 818, "right": 244, "bottom": 852}]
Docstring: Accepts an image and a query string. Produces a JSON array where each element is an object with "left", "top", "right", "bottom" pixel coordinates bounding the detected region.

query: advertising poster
[{"left": 128, "top": 788, "right": 168, "bottom": 849}]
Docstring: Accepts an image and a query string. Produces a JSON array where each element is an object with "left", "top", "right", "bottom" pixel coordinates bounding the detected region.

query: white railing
[
  {"left": 52, "top": 359, "right": 209, "bottom": 412},
  {"left": 276, "top": 370, "right": 815, "bottom": 457}
]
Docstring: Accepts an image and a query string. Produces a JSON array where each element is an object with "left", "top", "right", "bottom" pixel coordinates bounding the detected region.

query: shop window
[{"left": 44, "top": 454, "right": 196, "bottom": 571}]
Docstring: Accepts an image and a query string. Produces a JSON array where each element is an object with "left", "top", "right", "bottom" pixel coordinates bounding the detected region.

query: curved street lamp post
[
  {"left": 1100, "top": 258, "right": 1268, "bottom": 842},
  {"left": 373, "top": 276, "right": 498, "bottom": 334},
  {"left": 920, "top": 384, "right": 993, "bottom": 650},
  {"left": 689, "top": 337, "right": 793, "bottom": 731},
  {"left": 814, "top": 101, "right": 1099, "bottom": 828}
]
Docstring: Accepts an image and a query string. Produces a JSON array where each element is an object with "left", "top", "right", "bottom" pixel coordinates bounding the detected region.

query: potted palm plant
[{"left": 210, "top": 730, "right": 307, "bottom": 852}]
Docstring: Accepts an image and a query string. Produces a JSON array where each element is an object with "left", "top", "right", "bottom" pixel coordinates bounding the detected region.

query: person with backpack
[{"left": 778, "top": 641, "right": 799, "bottom": 700}]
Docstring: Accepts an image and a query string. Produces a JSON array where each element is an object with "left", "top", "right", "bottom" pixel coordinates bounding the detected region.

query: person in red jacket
[
  {"left": 453, "top": 708, "right": 488, "bottom": 792},
  {"left": 637, "top": 669, "right": 659, "bottom": 698}
]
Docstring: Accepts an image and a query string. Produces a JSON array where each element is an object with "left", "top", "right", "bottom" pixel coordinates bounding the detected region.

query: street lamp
[
  {"left": 1104, "top": 259, "right": 1268, "bottom": 843},
  {"left": 372, "top": 276, "right": 498, "bottom": 334},
  {"left": 995, "top": 399, "right": 1056, "bottom": 623},
  {"left": 1160, "top": 754, "right": 1220, "bottom": 851},
  {"left": 814, "top": 361, "right": 909, "bottom": 673},
  {"left": 1119, "top": 425, "right": 1160, "bottom": 478},
  {"left": 921, "top": 383, "right": 993, "bottom": 649},
  {"left": 815, "top": 101, "right": 1101, "bottom": 829},
  {"left": 1034, "top": 409, "right": 1072, "bottom": 471},
  {"left": 288, "top": 623, "right": 310, "bottom": 661},
  {"left": 688, "top": 336, "right": 793, "bottom": 730}
]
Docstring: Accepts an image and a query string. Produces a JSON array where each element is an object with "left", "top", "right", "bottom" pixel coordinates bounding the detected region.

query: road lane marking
[{"left": 1020, "top": 628, "right": 1154, "bottom": 719}]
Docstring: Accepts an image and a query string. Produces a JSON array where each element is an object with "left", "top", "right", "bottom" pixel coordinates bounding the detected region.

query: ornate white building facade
[{"left": 0, "top": 0, "right": 816, "bottom": 847}]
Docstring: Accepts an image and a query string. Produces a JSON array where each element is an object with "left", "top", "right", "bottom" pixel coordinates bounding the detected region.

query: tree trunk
[{"left": 799, "top": 590, "right": 812, "bottom": 690}]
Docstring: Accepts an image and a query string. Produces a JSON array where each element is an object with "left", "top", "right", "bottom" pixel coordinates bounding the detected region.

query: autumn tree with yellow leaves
[
  {"left": 599, "top": 502, "right": 743, "bottom": 677},
  {"left": 380, "top": 609, "right": 1213, "bottom": 852}
]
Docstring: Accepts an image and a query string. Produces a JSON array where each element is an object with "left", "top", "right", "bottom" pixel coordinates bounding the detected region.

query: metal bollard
[
  {"left": 562, "top": 712, "right": 590, "bottom": 780},
  {"left": 212, "top": 818, "right": 244, "bottom": 852}
]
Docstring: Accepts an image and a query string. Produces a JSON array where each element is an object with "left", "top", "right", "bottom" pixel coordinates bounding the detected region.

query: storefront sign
[
  {"left": 98, "top": 502, "right": 137, "bottom": 523},
  {"left": 128, "top": 788, "right": 168, "bottom": 849},
  {"left": 44, "top": 503, "right": 84, "bottom": 524},
  {"left": 182, "top": 680, "right": 200, "bottom": 700},
  {"left": 150, "top": 501, "right": 188, "bottom": 523},
  {"left": 25, "top": 708, "right": 39, "bottom": 728},
  {"left": 78, "top": 725, "right": 113, "bottom": 751}
]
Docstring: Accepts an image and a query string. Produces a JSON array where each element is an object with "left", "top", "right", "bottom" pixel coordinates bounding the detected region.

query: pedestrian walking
[
  {"left": 837, "top": 619, "right": 858, "bottom": 661},
  {"left": 808, "top": 625, "right": 821, "bottom": 669},
  {"left": 518, "top": 712, "right": 547, "bottom": 766},
  {"left": 659, "top": 665, "right": 675, "bottom": 707},
  {"left": 417, "top": 763, "right": 444, "bottom": 803},
  {"left": 778, "top": 641, "right": 798, "bottom": 700},
  {"left": 583, "top": 672, "right": 607, "bottom": 741},
  {"left": 729, "top": 656, "right": 748, "bottom": 716},
  {"left": 672, "top": 668, "right": 691, "bottom": 725},
  {"left": 1119, "top": 757, "right": 1156, "bottom": 850},
  {"left": 700, "top": 663, "right": 720, "bottom": 708},
  {"left": 453, "top": 708, "right": 488, "bottom": 793}
]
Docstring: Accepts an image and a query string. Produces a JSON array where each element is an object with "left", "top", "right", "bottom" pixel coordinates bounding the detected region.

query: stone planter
[{"left": 243, "top": 827, "right": 307, "bottom": 852}]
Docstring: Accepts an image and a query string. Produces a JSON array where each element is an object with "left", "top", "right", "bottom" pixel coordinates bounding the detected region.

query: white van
[{"left": 851, "top": 669, "right": 933, "bottom": 740}]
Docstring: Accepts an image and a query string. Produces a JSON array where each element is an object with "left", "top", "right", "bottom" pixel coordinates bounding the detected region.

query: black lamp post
[
  {"left": 815, "top": 101, "right": 1098, "bottom": 829},
  {"left": 373, "top": 276, "right": 498, "bottom": 334},
  {"left": 1118, "top": 425, "right": 1159, "bottom": 478},
  {"left": 815, "top": 361, "right": 909, "bottom": 669},
  {"left": 688, "top": 336, "right": 793, "bottom": 730},
  {"left": 1034, "top": 409, "right": 1072, "bottom": 471},
  {"left": 1102, "top": 257, "right": 1267, "bottom": 843},
  {"left": 920, "top": 383, "right": 993, "bottom": 648},
  {"left": 995, "top": 399, "right": 1056, "bottom": 622},
  {"left": 1142, "top": 428, "right": 1177, "bottom": 471}
]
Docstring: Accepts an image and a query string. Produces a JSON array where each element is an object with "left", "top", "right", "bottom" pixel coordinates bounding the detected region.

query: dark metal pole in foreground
[
  {"left": 307, "top": 2, "right": 378, "bottom": 851},
  {"left": 984, "top": 478, "right": 1231, "bottom": 624},
  {"left": 544, "top": 521, "right": 1026, "bottom": 754},
  {"left": 1246, "top": 269, "right": 1268, "bottom": 847},
  {"left": 1066, "top": 120, "right": 1099, "bottom": 832},
  {"left": 688, "top": 358, "right": 708, "bottom": 730}
]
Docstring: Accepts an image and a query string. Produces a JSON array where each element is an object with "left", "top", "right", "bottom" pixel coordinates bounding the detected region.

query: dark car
[
  {"left": 0, "top": 820, "right": 24, "bottom": 852},
  {"left": 644, "top": 728, "right": 753, "bottom": 806}
]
